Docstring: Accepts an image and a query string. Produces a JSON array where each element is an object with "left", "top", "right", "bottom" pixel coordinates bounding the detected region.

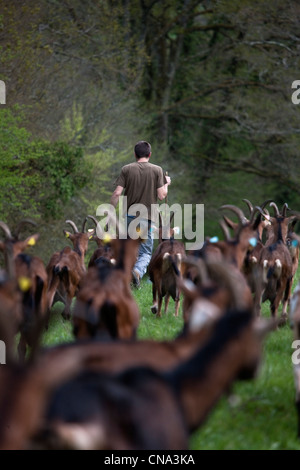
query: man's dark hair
[{"left": 134, "top": 141, "right": 151, "bottom": 159}]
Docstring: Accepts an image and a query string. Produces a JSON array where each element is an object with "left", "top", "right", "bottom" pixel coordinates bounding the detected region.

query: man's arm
[
  {"left": 157, "top": 175, "right": 171, "bottom": 201},
  {"left": 111, "top": 185, "right": 124, "bottom": 207}
]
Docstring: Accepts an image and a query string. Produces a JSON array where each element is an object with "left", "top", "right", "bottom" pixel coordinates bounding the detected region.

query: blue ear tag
[
  {"left": 210, "top": 236, "right": 219, "bottom": 243},
  {"left": 249, "top": 237, "right": 257, "bottom": 247},
  {"left": 292, "top": 239, "right": 299, "bottom": 247}
]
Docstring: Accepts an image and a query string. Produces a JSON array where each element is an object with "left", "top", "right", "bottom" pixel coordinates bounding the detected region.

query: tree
[{"left": 0, "top": 107, "right": 90, "bottom": 222}]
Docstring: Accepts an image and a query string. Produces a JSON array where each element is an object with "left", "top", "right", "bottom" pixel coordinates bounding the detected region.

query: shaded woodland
[{"left": 1, "top": 0, "right": 300, "bottom": 261}]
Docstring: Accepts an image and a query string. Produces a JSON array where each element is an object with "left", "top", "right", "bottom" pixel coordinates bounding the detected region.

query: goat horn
[
  {"left": 83, "top": 215, "right": 103, "bottom": 237},
  {"left": 282, "top": 203, "right": 288, "bottom": 217},
  {"left": 82, "top": 215, "right": 97, "bottom": 233},
  {"left": 270, "top": 202, "right": 280, "bottom": 217},
  {"left": 252, "top": 206, "right": 270, "bottom": 221},
  {"left": 158, "top": 212, "right": 163, "bottom": 243},
  {"left": 242, "top": 199, "right": 253, "bottom": 215},
  {"left": 220, "top": 205, "right": 248, "bottom": 225},
  {"left": 65, "top": 220, "right": 79, "bottom": 233},
  {"left": 0, "top": 222, "right": 12, "bottom": 240},
  {"left": 14, "top": 219, "right": 37, "bottom": 239},
  {"left": 219, "top": 219, "right": 231, "bottom": 241},
  {"left": 260, "top": 199, "right": 274, "bottom": 210},
  {"left": 287, "top": 211, "right": 300, "bottom": 220},
  {"left": 249, "top": 206, "right": 265, "bottom": 225}
]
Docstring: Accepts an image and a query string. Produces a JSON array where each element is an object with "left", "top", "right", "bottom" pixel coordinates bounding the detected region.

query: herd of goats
[{"left": 0, "top": 198, "right": 300, "bottom": 449}]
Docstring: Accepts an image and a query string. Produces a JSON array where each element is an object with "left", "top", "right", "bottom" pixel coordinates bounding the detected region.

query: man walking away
[{"left": 110, "top": 141, "right": 171, "bottom": 287}]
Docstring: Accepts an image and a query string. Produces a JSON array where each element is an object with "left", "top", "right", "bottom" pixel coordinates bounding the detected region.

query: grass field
[{"left": 40, "top": 273, "right": 300, "bottom": 450}]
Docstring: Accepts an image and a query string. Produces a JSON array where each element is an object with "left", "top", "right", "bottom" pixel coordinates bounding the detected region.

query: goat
[
  {"left": 0, "top": 221, "right": 48, "bottom": 361},
  {"left": 46, "top": 259, "right": 247, "bottom": 375},
  {"left": 148, "top": 211, "right": 186, "bottom": 317},
  {"left": 186, "top": 205, "right": 264, "bottom": 322},
  {"left": 30, "top": 306, "right": 273, "bottom": 450},
  {"left": 84, "top": 215, "right": 115, "bottom": 268},
  {"left": 0, "top": 343, "right": 95, "bottom": 450},
  {"left": 72, "top": 237, "right": 140, "bottom": 340},
  {"left": 0, "top": 248, "right": 23, "bottom": 357},
  {"left": 286, "top": 219, "right": 300, "bottom": 281},
  {"left": 238, "top": 200, "right": 273, "bottom": 294},
  {"left": 288, "top": 279, "right": 300, "bottom": 439},
  {"left": 149, "top": 237, "right": 186, "bottom": 318},
  {"left": 253, "top": 203, "right": 299, "bottom": 322},
  {"left": 46, "top": 218, "right": 94, "bottom": 321}
]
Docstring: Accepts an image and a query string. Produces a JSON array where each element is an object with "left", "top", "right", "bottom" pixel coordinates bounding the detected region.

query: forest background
[{"left": 1, "top": 0, "right": 300, "bottom": 261}]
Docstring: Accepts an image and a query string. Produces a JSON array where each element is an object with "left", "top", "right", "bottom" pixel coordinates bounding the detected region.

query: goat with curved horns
[
  {"left": 0, "top": 220, "right": 48, "bottom": 361},
  {"left": 253, "top": 202, "right": 300, "bottom": 321},
  {"left": 46, "top": 218, "right": 94, "bottom": 321}
]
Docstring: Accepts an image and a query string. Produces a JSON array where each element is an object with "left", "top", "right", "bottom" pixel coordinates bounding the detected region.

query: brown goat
[
  {"left": 0, "top": 345, "right": 95, "bottom": 450},
  {"left": 0, "top": 253, "right": 273, "bottom": 450},
  {"left": 52, "top": 259, "right": 246, "bottom": 375},
  {"left": 72, "top": 237, "right": 140, "bottom": 340},
  {"left": 288, "top": 281, "right": 300, "bottom": 438},
  {"left": 0, "top": 221, "right": 48, "bottom": 361},
  {"left": 186, "top": 205, "right": 264, "bottom": 321},
  {"left": 46, "top": 218, "right": 94, "bottom": 321},
  {"left": 30, "top": 306, "right": 272, "bottom": 450},
  {"left": 84, "top": 215, "right": 115, "bottom": 268},
  {"left": 286, "top": 219, "right": 300, "bottom": 280},
  {"left": 149, "top": 237, "right": 186, "bottom": 317},
  {"left": 253, "top": 203, "right": 299, "bottom": 321}
]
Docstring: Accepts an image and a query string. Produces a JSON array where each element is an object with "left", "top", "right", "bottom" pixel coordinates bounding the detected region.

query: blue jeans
[{"left": 127, "top": 216, "right": 153, "bottom": 279}]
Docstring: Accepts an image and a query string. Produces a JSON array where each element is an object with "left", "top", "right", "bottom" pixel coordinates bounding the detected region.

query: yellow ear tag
[
  {"left": 18, "top": 276, "right": 32, "bottom": 292},
  {"left": 65, "top": 232, "right": 70, "bottom": 238},
  {"left": 103, "top": 233, "right": 111, "bottom": 244},
  {"left": 27, "top": 237, "right": 36, "bottom": 246}
]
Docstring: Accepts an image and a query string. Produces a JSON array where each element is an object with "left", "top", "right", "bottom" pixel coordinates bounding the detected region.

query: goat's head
[
  {"left": 0, "top": 220, "right": 39, "bottom": 259},
  {"left": 217, "top": 205, "right": 264, "bottom": 269},
  {"left": 63, "top": 219, "right": 95, "bottom": 257},
  {"left": 259, "top": 202, "right": 300, "bottom": 244}
]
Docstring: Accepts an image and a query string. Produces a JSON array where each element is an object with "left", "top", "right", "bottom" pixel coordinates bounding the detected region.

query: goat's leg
[
  {"left": 164, "top": 294, "right": 170, "bottom": 315},
  {"left": 293, "top": 364, "right": 300, "bottom": 438},
  {"left": 18, "top": 334, "right": 27, "bottom": 363},
  {"left": 46, "top": 277, "right": 60, "bottom": 311},
  {"left": 275, "top": 284, "right": 288, "bottom": 326},
  {"left": 174, "top": 296, "right": 180, "bottom": 317},
  {"left": 282, "top": 277, "right": 293, "bottom": 318},
  {"left": 151, "top": 282, "right": 158, "bottom": 314},
  {"left": 62, "top": 293, "right": 72, "bottom": 320},
  {"left": 157, "top": 294, "right": 163, "bottom": 318},
  {"left": 253, "top": 286, "right": 264, "bottom": 317},
  {"left": 271, "top": 288, "right": 284, "bottom": 323}
]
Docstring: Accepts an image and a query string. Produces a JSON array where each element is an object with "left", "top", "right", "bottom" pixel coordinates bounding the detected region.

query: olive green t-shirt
[{"left": 115, "top": 161, "right": 166, "bottom": 221}]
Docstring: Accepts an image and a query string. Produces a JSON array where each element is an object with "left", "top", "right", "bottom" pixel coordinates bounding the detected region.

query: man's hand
[{"left": 165, "top": 175, "right": 171, "bottom": 185}]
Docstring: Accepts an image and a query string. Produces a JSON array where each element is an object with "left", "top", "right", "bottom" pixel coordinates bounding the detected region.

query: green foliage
[
  {"left": 31, "top": 140, "right": 90, "bottom": 218},
  {"left": 0, "top": 107, "right": 90, "bottom": 221}
]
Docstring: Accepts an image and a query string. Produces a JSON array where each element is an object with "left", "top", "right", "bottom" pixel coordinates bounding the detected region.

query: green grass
[{"left": 40, "top": 272, "right": 300, "bottom": 450}]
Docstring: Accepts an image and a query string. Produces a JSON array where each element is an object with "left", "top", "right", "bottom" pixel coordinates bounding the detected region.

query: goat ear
[
  {"left": 25, "top": 233, "right": 40, "bottom": 247},
  {"left": 87, "top": 228, "right": 95, "bottom": 240},
  {"left": 289, "top": 219, "right": 298, "bottom": 230},
  {"left": 253, "top": 317, "right": 277, "bottom": 339},
  {"left": 252, "top": 213, "right": 262, "bottom": 231},
  {"left": 222, "top": 215, "right": 238, "bottom": 232},
  {"left": 63, "top": 230, "right": 73, "bottom": 239}
]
